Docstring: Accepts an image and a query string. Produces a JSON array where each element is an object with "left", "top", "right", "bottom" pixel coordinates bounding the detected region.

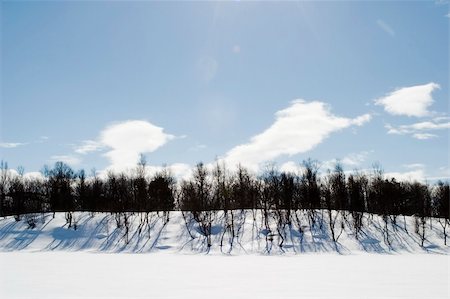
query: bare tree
[
  {"left": 434, "top": 181, "right": 449, "bottom": 245},
  {"left": 0, "top": 160, "right": 11, "bottom": 217},
  {"left": 347, "top": 172, "right": 367, "bottom": 239},
  {"left": 179, "top": 163, "right": 215, "bottom": 248},
  {"left": 324, "top": 164, "right": 346, "bottom": 247}
]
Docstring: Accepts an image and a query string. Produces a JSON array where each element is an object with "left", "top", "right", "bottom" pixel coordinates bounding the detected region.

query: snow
[
  {"left": 0, "top": 211, "right": 448, "bottom": 298},
  {"left": 0, "top": 211, "right": 448, "bottom": 254},
  {"left": 0, "top": 252, "right": 448, "bottom": 299}
]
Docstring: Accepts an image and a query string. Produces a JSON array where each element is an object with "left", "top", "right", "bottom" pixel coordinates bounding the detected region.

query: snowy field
[
  {"left": 0, "top": 212, "right": 448, "bottom": 298},
  {"left": 0, "top": 252, "right": 448, "bottom": 299}
]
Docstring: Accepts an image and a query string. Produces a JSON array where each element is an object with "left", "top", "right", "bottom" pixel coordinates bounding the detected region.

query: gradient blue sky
[{"left": 1, "top": 1, "right": 449, "bottom": 180}]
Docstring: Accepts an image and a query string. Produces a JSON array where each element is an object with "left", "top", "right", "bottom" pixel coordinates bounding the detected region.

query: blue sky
[{"left": 1, "top": 1, "right": 449, "bottom": 180}]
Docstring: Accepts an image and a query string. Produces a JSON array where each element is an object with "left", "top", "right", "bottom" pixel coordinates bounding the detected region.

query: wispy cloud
[
  {"left": 322, "top": 151, "right": 373, "bottom": 171},
  {"left": 74, "top": 140, "right": 104, "bottom": 154},
  {"left": 387, "top": 121, "right": 450, "bottom": 133},
  {"left": 385, "top": 164, "right": 425, "bottom": 182},
  {"left": 386, "top": 118, "right": 450, "bottom": 139},
  {"left": 50, "top": 155, "right": 81, "bottom": 166},
  {"left": 412, "top": 133, "right": 437, "bottom": 140},
  {"left": 376, "top": 19, "right": 395, "bottom": 37},
  {"left": 0, "top": 142, "right": 27, "bottom": 148},
  {"left": 1, "top": 136, "right": 50, "bottom": 149},
  {"left": 221, "top": 100, "right": 372, "bottom": 171},
  {"left": 374, "top": 82, "right": 440, "bottom": 117},
  {"left": 403, "top": 163, "right": 425, "bottom": 169},
  {"left": 341, "top": 151, "right": 372, "bottom": 167}
]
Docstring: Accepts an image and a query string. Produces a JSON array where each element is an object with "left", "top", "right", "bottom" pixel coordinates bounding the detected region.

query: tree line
[{"left": 0, "top": 158, "right": 448, "bottom": 247}]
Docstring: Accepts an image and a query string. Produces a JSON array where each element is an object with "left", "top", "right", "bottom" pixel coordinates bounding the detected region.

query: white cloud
[
  {"left": 432, "top": 116, "right": 450, "bottom": 122},
  {"left": 100, "top": 120, "right": 174, "bottom": 171},
  {"left": 50, "top": 155, "right": 81, "bottom": 166},
  {"left": 322, "top": 151, "right": 372, "bottom": 171},
  {"left": 98, "top": 162, "right": 192, "bottom": 182},
  {"left": 383, "top": 163, "right": 429, "bottom": 182},
  {"left": 350, "top": 164, "right": 447, "bottom": 183},
  {"left": 351, "top": 114, "right": 372, "bottom": 126},
  {"left": 385, "top": 169, "right": 425, "bottom": 182},
  {"left": 64, "top": 120, "right": 177, "bottom": 175},
  {"left": 221, "top": 100, "right": 371, "bottom": 171},
  {"left": 403, "top": 163, "right": 425, "bottom": 169},
  {"left": 385, "top": 164, "right": 426, "bottom": 182},
  {"left": 0, "top": 169, "right": 44, "bottom": 182},
  {"left": 341, "top": 151, "right": 372, "bottom": 167},
  {"left": 374, "top": 82, "right": 440, "bottom": 117},
  {"left": 74, "top": 140, "right": 104, "bottom": 154},
  {"left": 0, "top": 137, "right": 49, "bottom": 148},
  {"left": 401, "top": 121, "right": 450, "bottom": 131},
  {"left": 412, "top": 133, "right": 437, "bottom": 140},
  {"left": 0, "top": 142, "right": 26, "bottom": 148},
  {"left": 279, "top": 161, "right": 305, "bottom": 174},
  {"left": 166, "top": 163, "right": 193, "bottom": 180},
  {"left": 376, "top": 19, "right": 395, "bottom": 37},
  {"left": 386, "top": 119, "right": 450, "bottom": 139},
  {"left": 23, "top": 172, "right": 44, "bottom": 181},
  {"left": 280, "top": 156, "right": 427, "bottom": 183},
  {"left": 408, "top": 121, "right": 450, "bottom": 131}
]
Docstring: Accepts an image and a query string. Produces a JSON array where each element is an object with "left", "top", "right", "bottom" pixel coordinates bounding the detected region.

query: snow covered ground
[
  {"left": 0, "top": 252, "right": 448, "bottom": 299},
  {"left": 0, "top": 211, "right": 448, "bottom": 298},
  {"left": 0, "top": 211, "right": 448, "bottom": 254}
]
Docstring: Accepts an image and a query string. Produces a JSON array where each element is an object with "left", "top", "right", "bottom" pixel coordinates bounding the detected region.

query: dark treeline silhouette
[{"left": 0, "top": 159, "right": 449, "bottom": 246}]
